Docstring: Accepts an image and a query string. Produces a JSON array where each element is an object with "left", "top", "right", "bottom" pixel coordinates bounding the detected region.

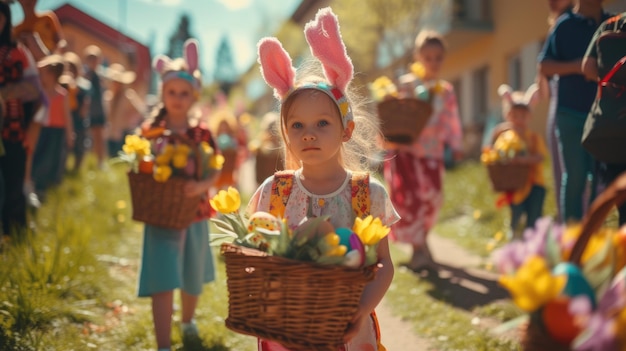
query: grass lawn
[{"left": 1, "top": 157, "right": 563, "bottom": 350}]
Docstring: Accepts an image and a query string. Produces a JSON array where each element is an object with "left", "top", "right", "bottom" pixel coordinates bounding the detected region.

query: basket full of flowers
[
  {"left": 209, "top": 187, "right": 388, "bottom": 351},
  {"left": 120, "top": 128, "right": 224, "bottom": 230},
  {"left": 481, "top": 129, "right": 531, "bottom": 192},
  {"left": 493, "top": 174, "right": 626, "bottom": 351}
]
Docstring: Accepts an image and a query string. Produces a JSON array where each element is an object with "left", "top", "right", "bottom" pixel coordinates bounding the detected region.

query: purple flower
[{"left": 492, "top": 217, "right": 563, "bottom": 274}]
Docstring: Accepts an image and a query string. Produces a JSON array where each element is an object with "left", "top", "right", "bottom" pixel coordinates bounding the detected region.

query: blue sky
[{"left": 10, "top": 0, "right": 302, "bottom": 79}]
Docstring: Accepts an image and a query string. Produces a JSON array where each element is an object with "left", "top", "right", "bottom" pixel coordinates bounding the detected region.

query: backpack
[{"left": 582, "top": 15, "right": 626, "bottom": 164}]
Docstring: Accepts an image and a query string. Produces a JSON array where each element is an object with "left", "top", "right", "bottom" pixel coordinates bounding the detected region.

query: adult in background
[
  {"left": 61, "top": 51, "right": 90, "bottom": 174},
  {"left": 538, "top": 0, "right": 612, "bottom": 222},
  {"left": 582, "top": 12, "right": 626, "bottom": 224},
  {"left": 83, "top": 45, "right": 106, "bottom": 169},
  {"left": 103, "top": 63, "right": 144, "bottom": 157},
  {"left": 0, "top": 1, "right": 44, "bottom": 236},
  {"left": 538, "top": 0, "right": 572, "bottom": 222}
]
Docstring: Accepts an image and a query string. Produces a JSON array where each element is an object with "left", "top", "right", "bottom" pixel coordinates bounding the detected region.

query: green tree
[
  {"left": 213, "top": 35, "right": 238, "bottom": 95},
  {"left": 333, "top": 0, "right": 433, "bottom": 77},
  {"left": 166, "top": 13, "right": 195, "bottom": 59}
]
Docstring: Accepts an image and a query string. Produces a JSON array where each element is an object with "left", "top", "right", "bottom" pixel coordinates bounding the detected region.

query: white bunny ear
[
  {"left": 498, "top": 84, "right": 514, "bottom": 104},
  {"left": 184, "top": 39, "right": 200, "bottom": 73},
  {"left": 524, "top": 83, "right": 540, "bottom": 109},
  {"left": 153, "top": 54, "right": 172, "bottom": 74}
]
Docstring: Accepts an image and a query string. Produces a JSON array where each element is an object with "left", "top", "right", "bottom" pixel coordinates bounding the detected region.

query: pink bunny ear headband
[
  {"left": 153, "top": 38, "right": 201, "bottom": 91},
  {"left": 498, "top": 84, "right": 540, "bottom": 110},
  {"left": 257, "top": 7, "right": 354, "bottom": 128}
]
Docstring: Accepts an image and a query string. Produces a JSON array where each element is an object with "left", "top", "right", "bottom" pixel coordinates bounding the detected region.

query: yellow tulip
[
  {"left": 172, "top": 153, "right": 188, "bottom": 169},
  {"left": 175, "top": 144, "right": 191, "bottom": 155},
  {"left": 410, "top": 62, "right": 426, "bottom": 80},
  {"left": 209, "top": 154, "right": 225, "bottom": 169},
  {"left": 200, "top": 141, "right": 213, "bottom": 155},
  {"left": 499, "top": 256, "right": 566, "bottom": 312},
  {"left": 155, "top": 153, "right": 172, "bottom": 166},
  {"left": 209, "top": 187, "right": 241, "bottom": 214},
  {"left": 153, "top": 165, "right": 172, "bottom": 183},
  {"left": 353, "top": 215, "right": 390, "bottom": 246}
]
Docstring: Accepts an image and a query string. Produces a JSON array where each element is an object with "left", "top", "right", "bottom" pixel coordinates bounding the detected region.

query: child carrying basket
[
  {"left": 211, "top": 7, "right": 400, "bottom": 351},
  {"left": 482, "top": 84, "right": 546, "bottom": 236}
]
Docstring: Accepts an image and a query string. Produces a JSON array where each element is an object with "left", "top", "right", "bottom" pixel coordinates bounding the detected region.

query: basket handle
[{"left": 569, "top": 173, "right": 626, "bottom": 265}]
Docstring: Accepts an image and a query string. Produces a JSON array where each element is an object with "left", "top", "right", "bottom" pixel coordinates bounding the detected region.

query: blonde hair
[
  {"left": 278, "top": 60, "right": 382, "bottom": 172},
  {"left": 414, "top": 29, "right": 447, "bottom": 54}
]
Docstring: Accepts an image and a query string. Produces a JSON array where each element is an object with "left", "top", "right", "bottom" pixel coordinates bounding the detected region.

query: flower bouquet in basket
[
  {"left": 118, "top": 129, "right": 224, "bottom": 230},
  {"left": 492, "top": 175, "right": 626, "bottom": 351},
  {"left": 481, "top": 129, "right": 531, "bottom": 192},
  {"left": 209, "top": 187, "right": 389, "bottom": 350},
  {"left": 369, "top": 62, "right": 434, "bottom": 145}
]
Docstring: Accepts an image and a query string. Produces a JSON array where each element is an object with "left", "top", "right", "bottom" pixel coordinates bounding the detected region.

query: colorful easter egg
[
  {"left": 247, "top": 212, "right": 281, "bottom": 232},
  {"left": 553, "top": 262, "right": 596, "bottom": 308},
  {"left": 336, "top": 227, "right": 354, "bottom": 251},
  {"left": 541, "top": 296, "right": 581, "bottom": 345}
]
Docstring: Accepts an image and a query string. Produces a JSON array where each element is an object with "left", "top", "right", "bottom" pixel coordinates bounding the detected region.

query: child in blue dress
[
  {"left": 136, "top": 39, "right": 218, "bottom": 351},
  {"left": 248, "top": 8, "right": 399, "bottom": 350}
]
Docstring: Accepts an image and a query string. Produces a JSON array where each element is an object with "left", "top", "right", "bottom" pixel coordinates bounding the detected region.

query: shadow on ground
[{"left": 411, "top": 262, "right": 510, "bottom": 311}]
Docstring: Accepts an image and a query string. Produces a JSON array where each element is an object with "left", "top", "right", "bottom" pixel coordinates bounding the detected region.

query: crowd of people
[{"left": 2, "top": 0, "right": 626, "bottom": 350}]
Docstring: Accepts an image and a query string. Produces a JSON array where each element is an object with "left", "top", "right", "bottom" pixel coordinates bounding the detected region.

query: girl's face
[
  {"left": 508, "top": 106, "right": 531, "bottom": 129},
  {"left": 284, "top": 90, "right": 350, "bottom": 168},
  {"left": 415, "top": 43, "right": 445, "bottom": 80},
  {"left": 162, "top": 78, "right": 196, "bottom": 118}
]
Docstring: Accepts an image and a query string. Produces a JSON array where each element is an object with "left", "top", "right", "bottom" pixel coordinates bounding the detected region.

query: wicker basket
[
  {"left": 486, "top": 163, "right": 530, "bottom": 192},
  {"left": 521, "top": 173, "right": 626, "bottom": 350},
  {"left": 221, "top": 242, "right": 377, "bottom": 351},
  {"left": 127, "top": 172, "right": 202, "bottom": 230},
  {"left": 377, "top": 97, "right": 433, "bottom": 144}
]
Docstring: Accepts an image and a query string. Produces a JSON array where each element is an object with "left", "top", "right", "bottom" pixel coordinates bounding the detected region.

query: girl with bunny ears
[
  {"left": 491, "top": 84, "right": 547, "bottom": 236},
  {"left": 136, "top": 39, "right": 219, "bottom": 351},
  {"left": 247, "top": 7, "right": 399, "bottom": 351}
]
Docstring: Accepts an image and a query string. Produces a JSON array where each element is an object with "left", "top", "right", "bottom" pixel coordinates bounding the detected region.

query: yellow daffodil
[
  {"left": 493, "top": 130, "right": 526, "bottom": 155},
  {"left": 353, "top": 215, "right": 390, "bottom": 246},
  {"left": 172, "top": 153, "right": 188, "bottom": 169},
  {"left": 209, "top": 187, "right": 241, "bottom": 214},
  {"left": 209, "top": 154, "right": 225, "bottom": 169},
  {"left": 480, "top": 148, "right": 499, "bottom": 165},
  {"left": 153, "top": 165, "right": 172, "bottom": 182},
  {"left": 155, "top": 153, "right": 172, "bottom": 166},
  {"left": 175, "top": 144, "right": 191, "bottom": 155},
  {"left": 369, "top": 76, "right": 398, "bottom": 101},
  {"left": 162, "top": 144, "right": 175, "bottom": 156},
  {"left": 200, "top": 141, "right": 213, "bottom": 155},
  {"left": 122, "top": 135, "right": 151, "bottom": 158},
  {"left": 499, "top": 256, "right": 566, "bottom": 312},
  {"left": 410, "top": 62, "right": 426, "bottom": 80}
]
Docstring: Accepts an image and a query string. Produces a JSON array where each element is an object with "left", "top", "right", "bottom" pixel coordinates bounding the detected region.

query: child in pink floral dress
[{"left": 384, "top": 30, "right": 463, "bottom": 271}]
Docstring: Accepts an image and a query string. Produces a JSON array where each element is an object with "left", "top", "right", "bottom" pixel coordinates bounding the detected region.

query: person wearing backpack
[
  {"left": 582, "top": 12, "right": 626, "bottom": 225},
  {"left": 538, "top": 0, "right": 613, "bottom": 222}
]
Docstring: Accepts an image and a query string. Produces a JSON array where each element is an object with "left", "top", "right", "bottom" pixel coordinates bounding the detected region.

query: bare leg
[
  {"left": 180, "top": 290, "right": 199, "bottom": 324},
  {"left": 151, "top": 290, "right": 174, "bottom": 349}
]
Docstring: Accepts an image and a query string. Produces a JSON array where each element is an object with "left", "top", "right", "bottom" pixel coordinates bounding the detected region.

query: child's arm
[
  {"left": 63, "top": 91, "right": 74, "bottom": 147},
  {"left": 344, "top": 236, "right": 394, "bottom": 342}
]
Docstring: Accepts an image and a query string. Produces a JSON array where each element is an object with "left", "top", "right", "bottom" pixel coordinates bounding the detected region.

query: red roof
[{"left": 53, "top": 3, "right": 151, "bottom": 86}]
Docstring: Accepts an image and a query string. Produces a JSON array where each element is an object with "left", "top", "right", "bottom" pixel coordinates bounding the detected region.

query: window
[{"left": 472, "top": 66, "right": 489, "bottom": 124}]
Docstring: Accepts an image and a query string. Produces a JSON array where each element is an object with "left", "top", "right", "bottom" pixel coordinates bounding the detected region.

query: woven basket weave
[
  {"left": 221, "top": 242, "right": 376, "bottom": 351},
  {"left": 377, "top": 97, "right": 433, "bottom": 144},
  {"left": 127, "top": 172, "right": 201, "bottom": 230},
  {"left": 486, "top": 163, "right": 530, "bottom": 192},
  {"left": 521, "top": 173, "right": 626, "bottom": 350}
]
